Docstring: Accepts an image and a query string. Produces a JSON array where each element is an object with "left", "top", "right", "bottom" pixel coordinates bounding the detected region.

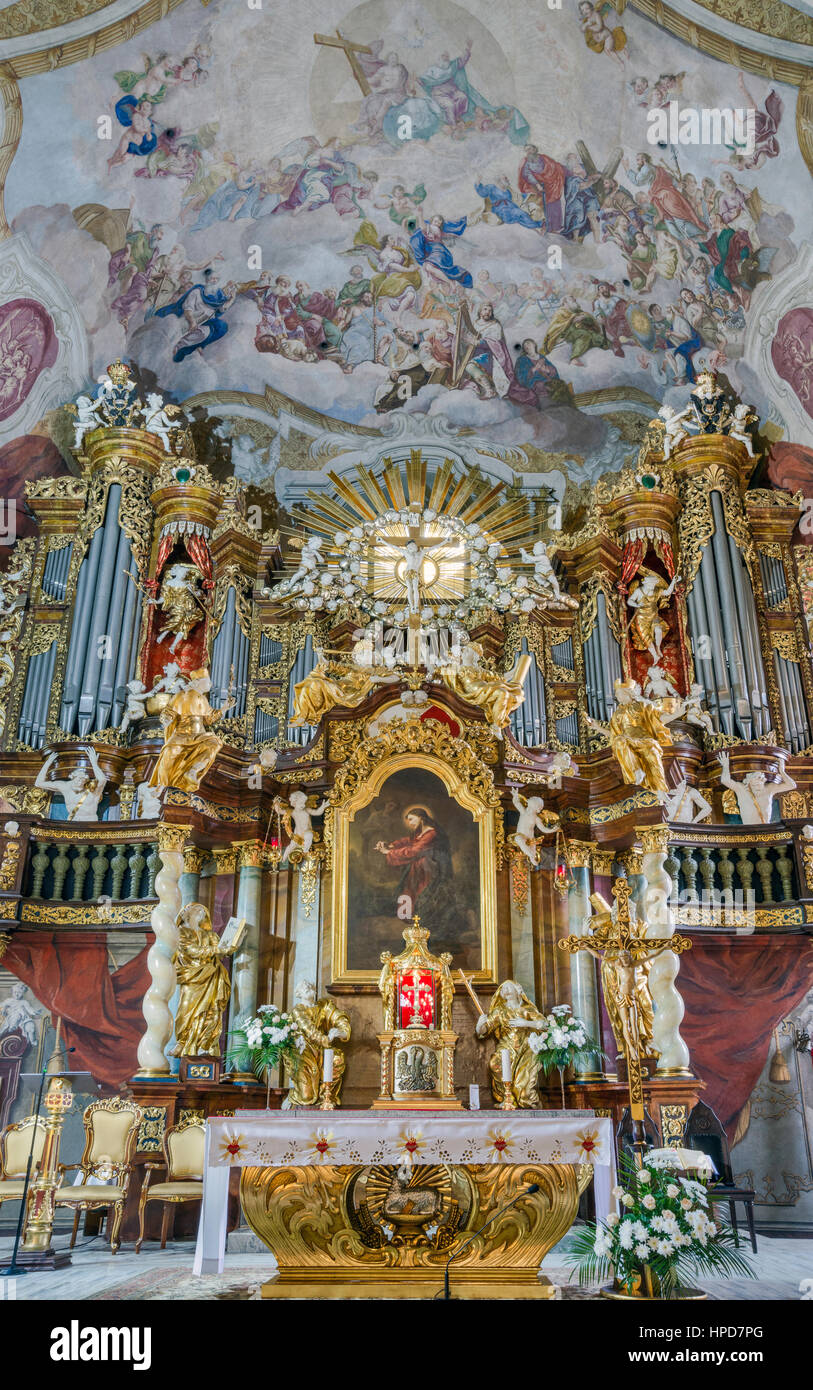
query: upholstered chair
[
  {"left": 0, "top": 1116, "right": 47, "bottom": 1212},
  {"left": 135, "top": 1119, "right": 205, "bottom": 1253},
  {"left": 54, "top": 1096, "right": 143, "bottom": 1253}
]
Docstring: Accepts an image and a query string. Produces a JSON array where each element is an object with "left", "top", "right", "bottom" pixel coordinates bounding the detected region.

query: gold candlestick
[{"left": 21, "top": 1021, "right": 74, "bottom": 1262}]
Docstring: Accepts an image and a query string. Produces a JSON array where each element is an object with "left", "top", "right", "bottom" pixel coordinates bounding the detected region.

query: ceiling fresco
[{"left": 2, "top": 0, "right": 813, "bottom": 484}]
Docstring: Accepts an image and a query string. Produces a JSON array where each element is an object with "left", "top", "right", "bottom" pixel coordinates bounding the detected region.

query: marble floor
[{"left": 0, "top": 1231, "right": 811, "bottom": 1300}]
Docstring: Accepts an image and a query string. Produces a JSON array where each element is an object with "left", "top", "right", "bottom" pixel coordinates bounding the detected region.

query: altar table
[{"left": 194, "top": 1110, "right": 614, "bottom": 1295}]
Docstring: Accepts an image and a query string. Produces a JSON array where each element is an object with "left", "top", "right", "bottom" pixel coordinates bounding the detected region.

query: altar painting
[{"left": 334, "top": 761, "right": 496, "bottom": 982}]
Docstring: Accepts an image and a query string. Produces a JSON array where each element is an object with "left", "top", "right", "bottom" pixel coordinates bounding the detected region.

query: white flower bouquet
[
  {"left": 569, "top": 1153, "right": 754, "bottom": 1297},
  {"left": 228, "top": 1004, "right": 305, "bottom": 1102},
  {"left": 528, "top": 1004, "right": 602, "bottom": 1107}
]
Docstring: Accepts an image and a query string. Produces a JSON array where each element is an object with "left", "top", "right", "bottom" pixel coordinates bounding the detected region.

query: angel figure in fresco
[
  {"left": 409, "top": 215, "right": 472, "bottom": 289},
  {"left": 155, "top": 269, "right": 237, "bottom": 362},
  {"left": 375, "top": 806, "right": 452, "bottom": 922},
  {"left": 727, "top": 76, "right": 783, "bottom": 170},
  {"left": 578, "top": 1, "right": 627, "bottom": 66},
  {"left": 626, "top": 569, "right": 680, "bottom": 663},
  {"left": 374, "top": 183, "right": 427, "bottom": 234},
  {"left": 273, "top": 789, "right": 329, "bottom": 863}
]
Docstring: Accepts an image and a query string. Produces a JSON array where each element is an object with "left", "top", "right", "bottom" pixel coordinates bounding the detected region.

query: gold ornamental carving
[
  {"left": 635, "top": 825, "right": 671, "bottom": 854},
  {"left": 20, "top": 903, "right": 153, "bottom": 924},
  {"left": 240, "top": 1161, "right": 592, "bottom": 1294},
  {"left": 769, "top": 630, "right": 800, "bottom": 662},
  {"left": 590, "top": 848, "right": 616, "bottom": 876},
  {"left": 0, "top": 838, "right": 21, "bottom": 891},
  {"left": 156, "top": 823, "right": 191, "bottom": 855},
  {"left": 183, "top": 847, "right": 209, "bottom": 875},
  {"left": 28, "top": 622, "right": 61, "bottom": 657},
  {"left": 659, "top": 1103, "right": 690, "bottom": 1149},
  {"left": 211, "top": 847, "right": 239, "bottom": 875}
]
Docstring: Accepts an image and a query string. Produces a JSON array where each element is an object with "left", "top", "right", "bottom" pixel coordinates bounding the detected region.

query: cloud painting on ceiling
[{"left": 6, "top": 0, "right": 810, "bottom": 476}]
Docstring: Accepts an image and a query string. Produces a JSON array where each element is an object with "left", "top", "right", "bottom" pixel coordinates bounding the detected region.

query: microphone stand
[
  {"left": 0, "top": 1062, "right": 49, "bottom": 1278},
  {"left": 0, "top": 1033, "right": 82, "bottom": 1278},
  {"left": 440, "top": 1182, "right": 540, "bottom": 1300}
]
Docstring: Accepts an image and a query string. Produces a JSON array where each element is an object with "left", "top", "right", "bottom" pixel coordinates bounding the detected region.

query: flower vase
[
  {"left": 601, "top": 1266, "right": 706, "bottom": 1300},
  {"left": 557, "top": 1066, "right": 566, "bottom": 1110}
]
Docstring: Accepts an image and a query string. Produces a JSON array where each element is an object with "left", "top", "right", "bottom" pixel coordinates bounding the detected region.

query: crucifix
[
  {"left": 385, "top": 521, "right": 461, "bottom": 666},
  {"left": 558, "top": 875, "right": 692, "bottom": 1166},
  {"left": 313, "top": 30, "right": 374, "bottom": 95}
]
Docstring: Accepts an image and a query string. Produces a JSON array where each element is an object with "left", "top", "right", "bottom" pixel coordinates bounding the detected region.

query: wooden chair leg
[
  {"left": 160, "top": 1203, "right": 172, "bottom": 1250},
  {"left": 135, "top": 1196, "right": 148, "bottom": 1254},
  {"left": 70, "top": 1207, "right": 81, "bottom": 1249},
  {"left": 109, "top": 1202, "right": 125, "bottom": 1255},
  {"left": 728, "top": 1199, "right": 739, "bottom": 1248},
  {"left": 745, "top": 1200, "right": 757, "bottom": 1255}
]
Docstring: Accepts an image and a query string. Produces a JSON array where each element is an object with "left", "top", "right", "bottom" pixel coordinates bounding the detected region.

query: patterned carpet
[{"left": 94, "top": 1266, "right": 270, "bottom": 1300}]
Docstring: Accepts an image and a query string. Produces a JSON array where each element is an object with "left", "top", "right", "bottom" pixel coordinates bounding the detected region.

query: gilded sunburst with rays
[{"left": 271, "top": 451, "right": 563, "bottom": 627}]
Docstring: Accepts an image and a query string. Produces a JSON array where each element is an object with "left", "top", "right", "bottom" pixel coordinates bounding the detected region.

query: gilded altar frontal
[{"left": 0, "top": 0, "right": 812, "bottom": 1320}]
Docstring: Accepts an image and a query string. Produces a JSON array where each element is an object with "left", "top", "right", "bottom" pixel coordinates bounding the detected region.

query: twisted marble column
[
  {"left": 135, "top": 824, "right": 189, "bottom": 1077},
  {"left": 638, "top": 825, "right": 692, "bottom": 1076}
]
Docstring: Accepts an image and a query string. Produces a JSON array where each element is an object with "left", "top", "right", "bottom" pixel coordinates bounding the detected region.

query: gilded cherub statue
[
  {"left": 290, "top": 645, "right": 396, "bottom": 727},
  {"left": 586, "top": 678, "right": 681, "bottom": 795},
  {"left": 171, "top": 903, "right": 239, "bottom": 1058},
  {"left": 283, "top": 979, "right": 351, "bottom": 1109},
  {"left": 509, "top": 786, "right": 559, "bottom": 867},
  {"left": 149, "top": 666, "right": 233, "bottom": 793},
  {"left": 436, "top": 639, "right": 531, "bottom": 737},
  {"left": 474, "top": 979, "right": 547, "bottom": 1108}
]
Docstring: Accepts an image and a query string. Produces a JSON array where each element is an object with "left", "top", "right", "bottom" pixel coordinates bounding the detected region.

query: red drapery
[
  {"left": 154, "top": 532, "right": 174, "bottom": 579},
  {"left": 677, "top": 934, "right": 813, "bottom": 1139},
  {"left": 3, "top": 931, "right": 153, "bottom": 1087},
  {"left": 618, "top": 537, "right": 645, "bottom": 595},
  {"left": 184, "top": 531, "right": 213, "bottom": 584}
]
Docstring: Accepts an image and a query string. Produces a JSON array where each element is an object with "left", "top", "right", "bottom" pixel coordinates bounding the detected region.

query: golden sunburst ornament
[{"left": 271, "top": 452, "right": 566, "bottom": 629}]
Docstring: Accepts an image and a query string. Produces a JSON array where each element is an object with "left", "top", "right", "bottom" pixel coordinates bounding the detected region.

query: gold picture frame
[{"left": 328, "top": 719, "right": 501, "bottom": 987}]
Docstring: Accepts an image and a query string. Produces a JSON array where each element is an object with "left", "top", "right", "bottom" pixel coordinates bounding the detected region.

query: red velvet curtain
[
  {"left": 677, "top": 934, "right": 813, "bottom": 1139},
  {"left": 618, "top": 537, "right": 645, "bottom": 594},
  {"left": 3, "top": 931, "right": 153, "bottom": 1087},
  {"left": 154, "top": 532, "right": 174, "bottom": 578},
  {"left": 185, "top": 531, "right": 213, "bottom": 583}
]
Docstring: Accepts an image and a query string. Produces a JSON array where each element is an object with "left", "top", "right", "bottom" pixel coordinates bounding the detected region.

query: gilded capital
[
  {"left": 183, "top": 847, "right": 208, "bottom": 875},
  {"left": 238, "top": 841, "right": 265, "bottom": 869},
  {"left": 635, "top": 825, "right": 671, "bottom": 855},
  {"left": 590, "top": 848, "right": 616, "bottom": 876},
  {"left": 156, "top": 823, "right": 192, "bottom": 854},
  {"left": 212, "top": 847, "right": 239, "bottom": 875}
]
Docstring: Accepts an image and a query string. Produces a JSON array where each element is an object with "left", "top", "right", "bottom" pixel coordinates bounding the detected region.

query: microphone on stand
[{"left": 439, "top": 1182, "right": 540, "bottom": 1300}]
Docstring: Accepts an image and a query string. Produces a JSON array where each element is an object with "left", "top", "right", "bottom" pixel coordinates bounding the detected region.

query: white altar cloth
[{"left": 193, "top": 1109, "right": 614, "bottom": 1275}]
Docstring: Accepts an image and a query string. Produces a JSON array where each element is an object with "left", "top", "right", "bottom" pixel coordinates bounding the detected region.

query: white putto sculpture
[
  {"left": 519, "top": 540, "right": 578, "bottom": 610},
  {"left": 510, "top": 787, "right": 559, "bottom": 867},
  {"left": 718, "top": 751, "right": 796, "bottom": 825},
  {"left": 34, "top": 745, "right": 108, "bottom": 821},
  {"left": 657, "top": 403, "right": 692, "bottom": 458},
  {"left": 273, "top": 789, "right": 329, "bottom": 863}
]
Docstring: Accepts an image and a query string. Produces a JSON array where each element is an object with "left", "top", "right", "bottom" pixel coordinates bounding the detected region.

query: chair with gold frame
[
  {"left": 54, "top": 1096, "right": 143, "bottom": 1253},
  {"left": 135, "top": 1118, "right": 205, "bottom": 1252},
  {"left": 0, "top": 1115, "right": 48, "bottom": 1214}
]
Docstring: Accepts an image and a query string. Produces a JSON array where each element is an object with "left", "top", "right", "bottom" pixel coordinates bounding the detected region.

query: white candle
[
  {"left": 322, "top": 1048, "right": 334, "bottom": 1083},
  {"left": 500, "top": 1049, "right": 512, "bottom": 1084}
]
